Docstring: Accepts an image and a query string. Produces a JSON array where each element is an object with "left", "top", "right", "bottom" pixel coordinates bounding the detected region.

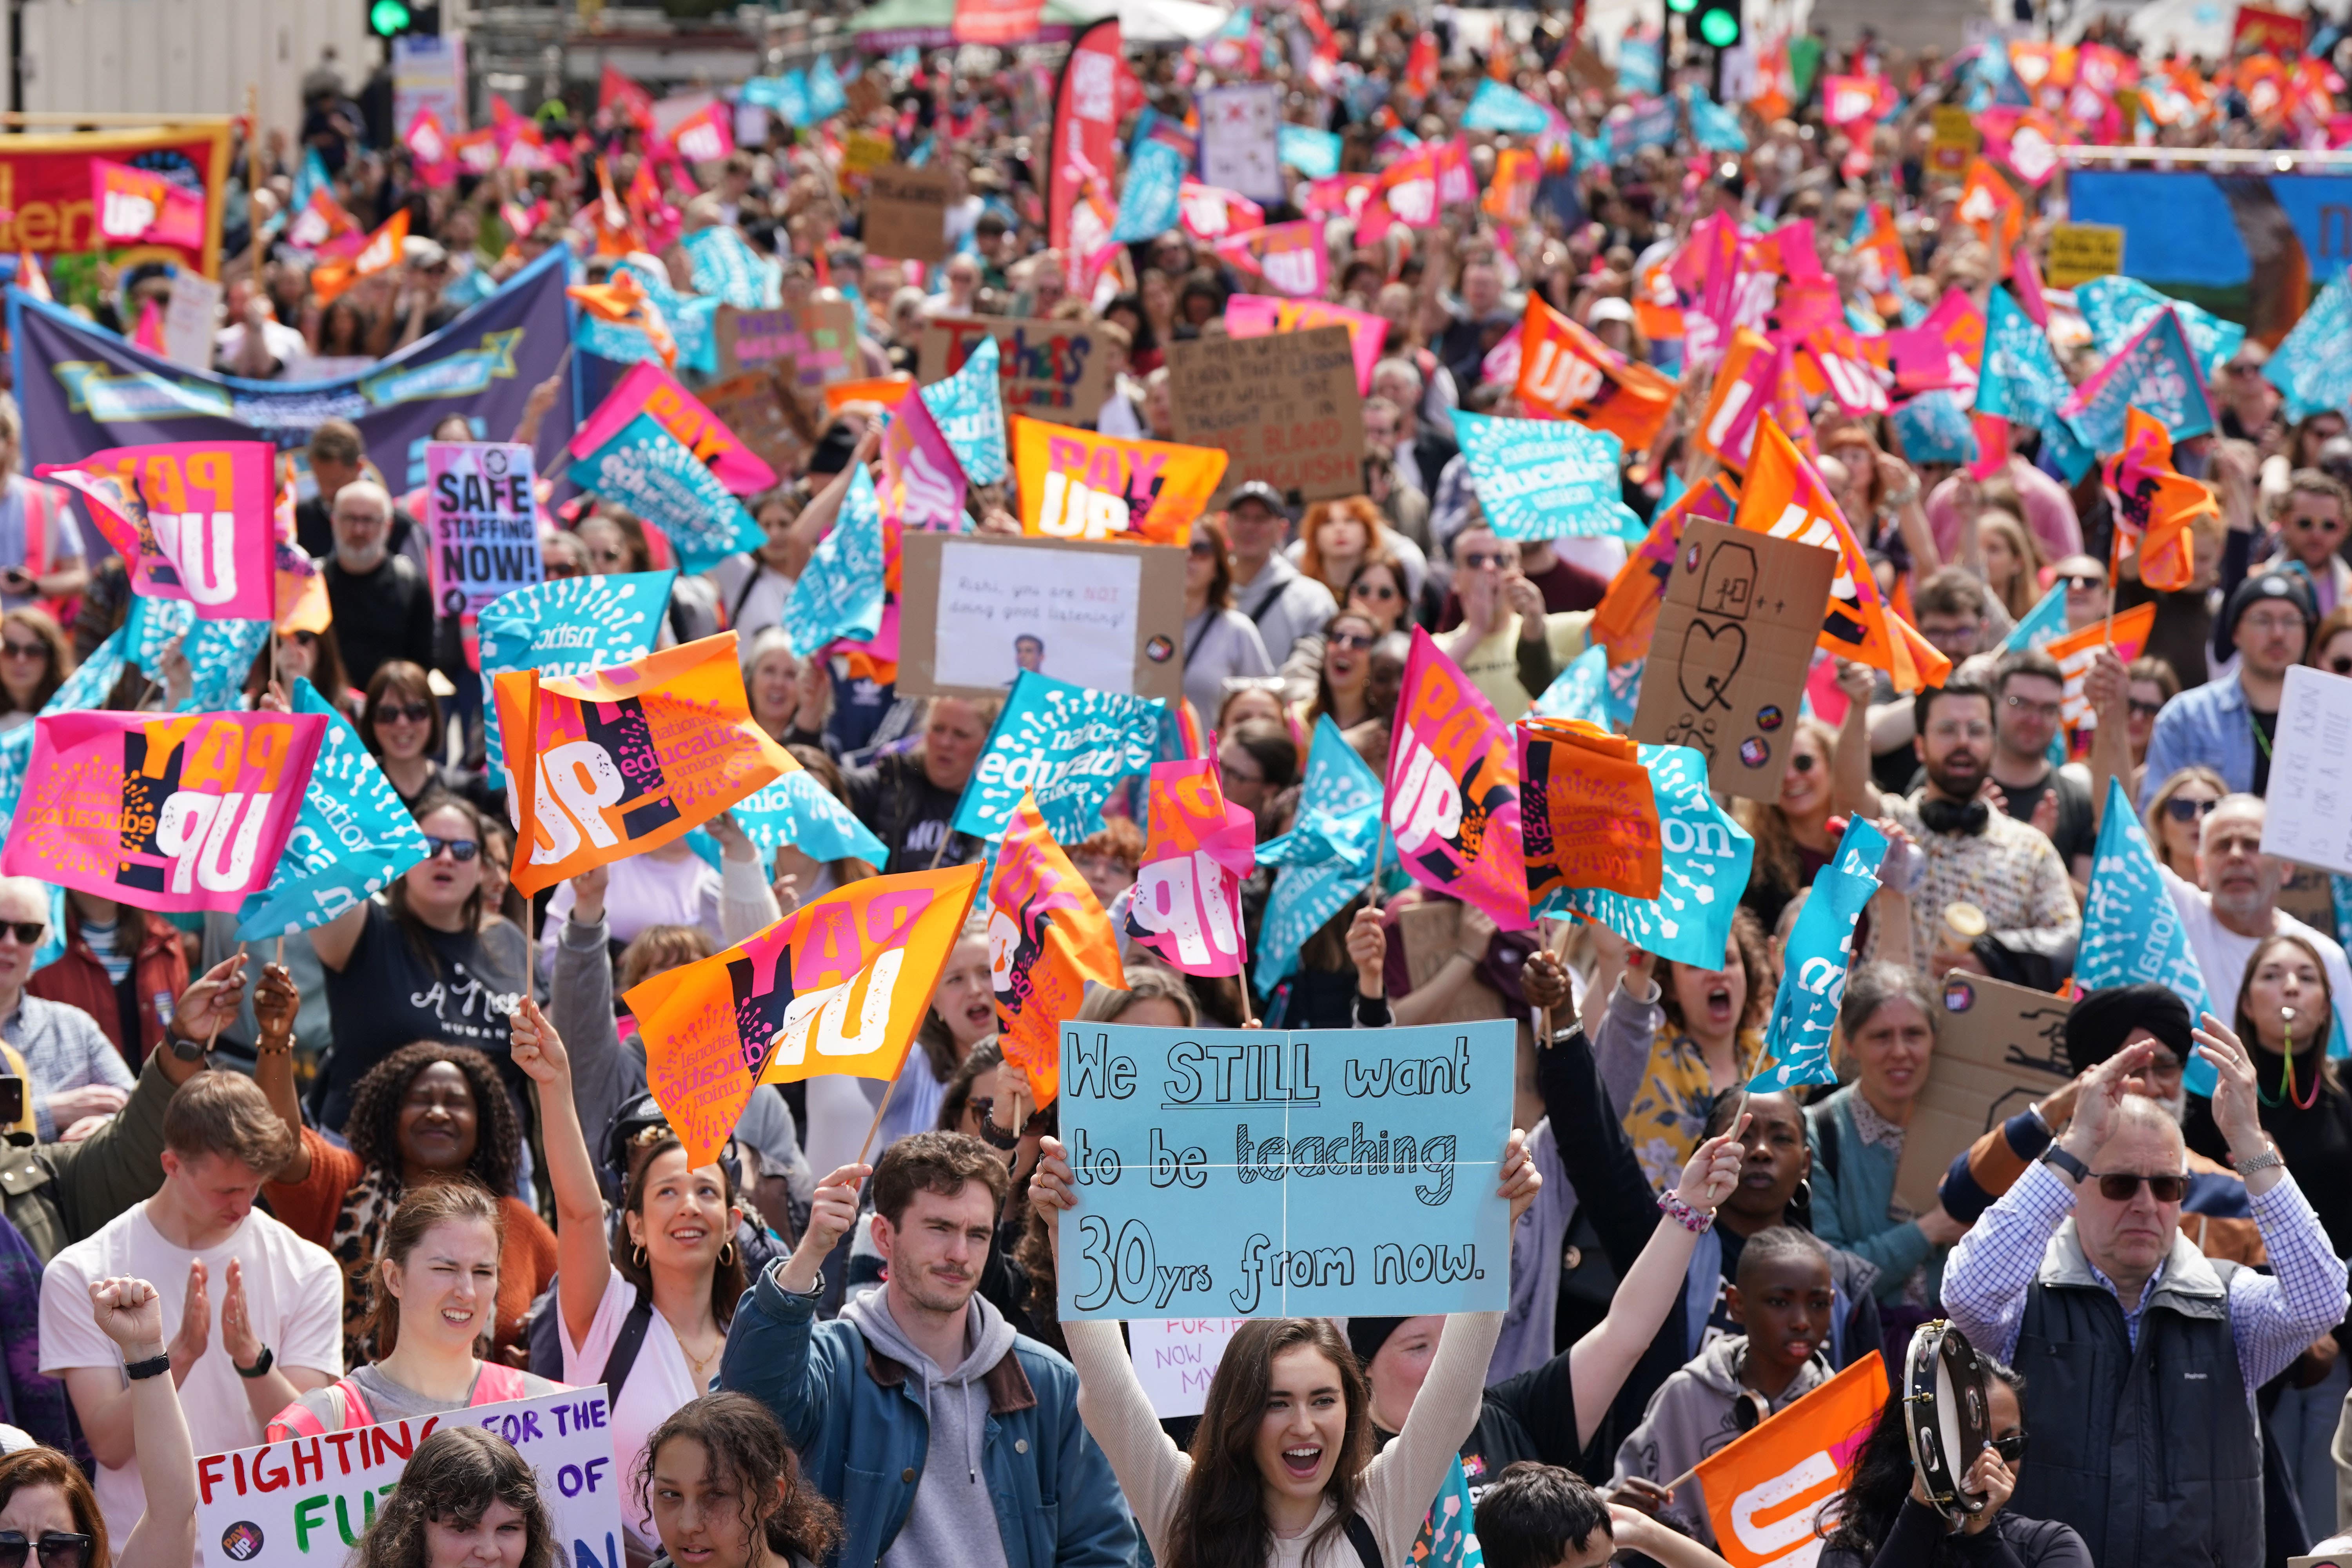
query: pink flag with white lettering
[
  {"left": 1124, "top": 758, "right": 1257, "bottom": 975},
  {"left": 1383, "top": 628, "right": 1531, "bottom": 931},
  {"left": 36, "top": 441, "right": 277, "bottom": 621}
]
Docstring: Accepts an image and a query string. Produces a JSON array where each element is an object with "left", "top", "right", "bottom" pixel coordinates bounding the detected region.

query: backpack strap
[
  {"left": 1343, "top": 1512, "right": 1384, "bottom": 1568},
  {"left": 599, "top": 1297, "right": 659, "bottom": 1396}
]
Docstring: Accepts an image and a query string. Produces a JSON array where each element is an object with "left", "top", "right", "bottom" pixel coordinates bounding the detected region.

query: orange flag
[
  {"left": 987, "top": 789, "right": 1126, "bottom": 1108},
  {"left": 1956, "top": 160, "right": 2024, "bottom": 275},
  {"left": 2103, "top": 407, "right": 2213, "bottom": 593},
  {"left": 1735, "top": 416, "right": 1951, "bottom": 694},
  {"left": 1516, "top": 719, "right": 1663, "bottom": 903},
  {"left": 628, "top": 866, "right": 984, "bottom": 1167},
  {"left": 1590, "top": 475, "right": 1740, "bottom": 668},
  {"left": 2045, "top": 602, "right": 2158, "bottom": 740},
  {"left": 1012, "top": 417, "right": 1229, "bottom": 547},
  {"left": 1516, "top": 293, "right": 1677, "bottom": 452},
  {"left": 592, "top": 157, "right": 638, "bottom": 256},
  {"left": 568, "top": 269, "right": 675, "bottom": 367},
  {"left": 493, "top": 633, "right": 797, "bottom": 899},
  {"left": 1695, "top": 1354, "right": 1888, "bottom": 1568},
  {"left": 310, "top": 209, "right": 409, "bottom": 307}
]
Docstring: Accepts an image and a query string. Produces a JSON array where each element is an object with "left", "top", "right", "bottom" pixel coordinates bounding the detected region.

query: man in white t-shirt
[
  {"left": 40, "top": 1071, "right": 341, "bottom": 1556},
  {"left": 2159, "top": 794, "right": 2352, "bottom": 1047}
]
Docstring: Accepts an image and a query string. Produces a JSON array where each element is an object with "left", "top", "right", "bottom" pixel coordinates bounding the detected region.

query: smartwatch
[
  {"left": 2039, "top": 1143, "right": 2090, "bottom": 1184},
  {"left": 234, "top": 1346, "right": 275, "bottom": 1379},
  {"left": 166, "top": 1025, "right": 206, "bottom": 1063}
]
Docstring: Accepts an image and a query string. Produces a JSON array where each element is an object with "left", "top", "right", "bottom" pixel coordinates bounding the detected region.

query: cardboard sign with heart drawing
[{"left": 1631, "top": 520, "right": 1838, "bottom": 802}]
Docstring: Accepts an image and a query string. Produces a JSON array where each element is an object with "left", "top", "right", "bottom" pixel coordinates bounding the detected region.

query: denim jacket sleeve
[
  {"left": 719, "top": 1258, "right": 830, "bottom": 1450},
  {"left": 1041, "top": 1356, "right": 1143, "bottom": 1568}
]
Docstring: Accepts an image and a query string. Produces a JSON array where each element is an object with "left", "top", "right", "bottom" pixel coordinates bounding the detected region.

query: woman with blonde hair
[
  {"left": 740, "top": 628, "right": 830, "bottom": 750},
  {"left": 1971, "top": 507, "right": 2047, "bottom": 626},
  {"left": 2141, "top": 765, "right": 2228, "bottom": 882}
]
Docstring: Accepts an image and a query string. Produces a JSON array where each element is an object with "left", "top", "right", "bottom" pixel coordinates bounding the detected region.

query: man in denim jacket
[{"left": 720, "top": 1130, "right": 1137, "bottom": 1568}]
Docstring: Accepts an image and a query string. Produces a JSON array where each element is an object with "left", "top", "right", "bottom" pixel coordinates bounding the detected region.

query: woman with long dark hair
[
  {"left": 1305, "top": 608, "right": 1383, "bottom": 735},
  {"left": 0, "top": 606, "right": 70, "bottom": 728},
  {"left": 1181, "top": 514, "right": 1276, "bottom": 721},
  {"left": 347, "top": 1426, "right": 559, "bottom": 1568},
  {"left": 638, "top": 1394, "right": 839, "bottom": 1568},
  {"left": 359, "top": 662, "right": 470, "bottom": 810},
  {"left": 1818, "top": 1356, "right": 2088, "bottom": 1566}
]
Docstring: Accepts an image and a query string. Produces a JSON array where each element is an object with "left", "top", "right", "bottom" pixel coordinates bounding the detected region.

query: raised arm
[
  {"left": 90, "top": 1277, "right": 198, "bottom": 1568},
  {"left": 508, "top": 998, "right": 610, "bottom": 1347},
  {"left": 550, "top": 867, "right": 628, "bottom": 1165},
  {"left": 250, "top": 962, "right": 310, "bottom": 1183},
  {"left": 1832, "top": 659, "right": 1886, "bottom": 818},
  {"left": 2082, "top": 647, "right": 2130, "bottom": 831}
]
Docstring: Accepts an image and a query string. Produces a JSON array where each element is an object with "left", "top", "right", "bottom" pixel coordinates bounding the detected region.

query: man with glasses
[
  {"left": 2140, "top": 569, "right": 2315, "bottom": 808},
  {"left": 0, "top": 879, "right": 130, "bottom": 1143},
  {"left": 1942, "top": 1026, "right": 2345, "bottom": 1568},
  {"left": 2254, "top": 471, "right": 2352, "bottom": 619},
  {"left": 1987, "top": 650, "right": 2095, "bottom": 887},
  {"left": 322, "top": 479, "right": 435, "bottom": 692}
]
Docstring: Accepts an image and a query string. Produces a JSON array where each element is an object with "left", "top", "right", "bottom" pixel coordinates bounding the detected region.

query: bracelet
[
  {"left": 124, "top": 1353, "right": 170, "bottom": 1382},
  {"left": 1657, "top": 1188, "right": 1715, "bottom": 1234},
  {"left": 2234, "top": 1145, "right": 2285, "bottom": 1178}
]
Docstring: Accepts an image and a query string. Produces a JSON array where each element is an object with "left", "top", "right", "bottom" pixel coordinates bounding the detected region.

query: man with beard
[
  {"left": 1831, "top": 667, "right": 2079, "bottom": 981},
  {"left": 2141, "top": 568, "right": 2316, "bottom": 807},
  {"left": 2160, "top": 792, "right": 2352, "bottom": 1051}
]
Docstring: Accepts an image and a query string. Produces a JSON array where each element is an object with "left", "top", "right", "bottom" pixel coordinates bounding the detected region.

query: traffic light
[
  {"left": 1695, "top": 0, "right": 1742, "bottom": 49},
  {"left": 366, "top": 0, "right": 440, "bottom": 37},
  {"left": 1665, "top": 0, "right": 1697, "bottom": 14}
]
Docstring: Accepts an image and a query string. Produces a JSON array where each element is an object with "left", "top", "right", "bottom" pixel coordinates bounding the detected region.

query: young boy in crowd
[
  {"left": 1606, "top": 1227, "right": 1839, "bottom": 1546},
  {"left": 1475, "top": 1461, "right": 1736, "bottom": 1568}
]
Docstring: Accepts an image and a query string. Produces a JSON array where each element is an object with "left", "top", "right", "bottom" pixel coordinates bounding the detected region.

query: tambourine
[{"left": 1904, "top": 1319, "right": 1992, "bottom": 1525}]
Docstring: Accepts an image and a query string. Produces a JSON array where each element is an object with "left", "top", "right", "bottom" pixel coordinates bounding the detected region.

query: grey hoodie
[
  {"left": 1607, "top": 1334, "right": 1833, "bottom": 1547},
  {"left": 836, "top": 1284, "right": 1018, "bottom": 1568}
]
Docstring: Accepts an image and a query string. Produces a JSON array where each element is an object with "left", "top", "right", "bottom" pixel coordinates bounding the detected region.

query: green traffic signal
[
  {"left": 1697, "top": 5, "right": 1740, "bottom": 45},
  {"left": 1667, "top": 0, "right": 1698, "bottom": 13},
  {"left": 368, "top": 0, "right": 412, "bottom": 34}
]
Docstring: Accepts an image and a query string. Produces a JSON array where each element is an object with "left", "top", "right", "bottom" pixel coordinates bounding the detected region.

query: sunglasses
[
  {"left": 287, "top": 630, "right": 319, "bottom": 648},
  {"left": 545, "top": 561, "right": 583, "bottom": 579},
  {"left": 1353, "top": 582, "right": 1401, "bottom": 601},
  {"left": 0, "top": 920, "right": 45, "bottom": 945},
  {"left": 2091, "top": 1172, "right": 2188, "bottom": 1203},
  {"left": 2291, "top": 513, "right": 2346, "bottom": 533},
  {"left": 2058, "top": 573, "right": 2103, "bottom": 592},
  {"left": 1329, "top": 630, "right": 1377, "bottom": 651},
  {"left": 1461, "top": 551, "right": 1510, "bottom": 570},
  {"left": 1187, "top": 539, "right": 1220, "bottom": 558},
  {"left": 1990, "top": 1432, "right": 2029, "bottom": 1464},
  {"left": 0, "top": 640, "right": 45, "bottom": 661},
  {"left": 421, "top": 836, "right": 481, "bottom": 862},
  {"left": 2128, "top": 698, "right": 2164, "bottom": 718},
  {"left": 377, "top": 702, "right": 431, "bottom": 725},
  {"left": 0, "top": 1534, "right": 93, "bottom": 1568},
  {"left": 2165, "top": 796, "right": 2219, "bottom": 822}
]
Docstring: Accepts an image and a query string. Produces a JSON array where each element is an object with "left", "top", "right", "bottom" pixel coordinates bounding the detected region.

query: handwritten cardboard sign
[
  {"left": 713, "top": 299, "right": 863, "bottom": 400},
  {"left": 1056, "top": 1020, "right": 1514, "bottom": 1319},
  {"left": 864, "top": 163, "right": 952, "bottom": 262},
  {"left": 1164, "top": 324, "right": 1365, "bottom": 505},
  {"left": 2046, "top": 222, "right": 2125, "bottom": 290},
  {"left": 1631, "top": 521, "right": 1838, "bottom": 802},
  {"left": 696, "top": 368, "right": 814, "bottom": 482},
  {"left": 196, "top": 1390, "right": 626, "bottom": 1568},
  {"left": 1891, "top": 972, "right": 2077, "bottom": 1215},
  {"left": 2261, "top": 666, "right": 2352, "bottom": 876},
  {"left": 897, "top": 532, "right": 1185, "bottom": 704},
  {"left": 1129, "top": 1318, "right": 1250, "bottom": 1418},
  {"left": 916, "top": 315, "right": 1109, "bottom": 427}
]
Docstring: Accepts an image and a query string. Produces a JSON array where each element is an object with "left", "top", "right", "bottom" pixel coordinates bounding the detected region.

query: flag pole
[{"left": 854, "top": 1071, "right": 902, "bottom": 1166}]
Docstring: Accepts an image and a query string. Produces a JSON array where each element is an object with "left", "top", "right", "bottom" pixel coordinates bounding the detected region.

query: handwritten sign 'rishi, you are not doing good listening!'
[{"left": 1055, "top": 1021, "right": 1514, "bottom": 1321}]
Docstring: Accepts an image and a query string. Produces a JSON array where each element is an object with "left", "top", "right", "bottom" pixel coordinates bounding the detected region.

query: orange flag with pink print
[
  {"left": 1384, "top": 628, "right": 1531, "bottom": 931},
  {"left": 988, "top": 789, "right": 1126, "bottom": 1107},
  {"left": 2103, "top": 407, "right": 2212, "bottom": 593},
  {"left": 1124, "top": 758, "right": 1256, "bottom": 976}
]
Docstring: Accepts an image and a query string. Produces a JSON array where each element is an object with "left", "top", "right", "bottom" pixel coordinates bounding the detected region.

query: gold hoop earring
[
  {"left": 718, "top": 1241, "right": 735, "bottom": 1268},
  {"left": 631, "top": 1244, "right": 648, "bottom": 1271}
]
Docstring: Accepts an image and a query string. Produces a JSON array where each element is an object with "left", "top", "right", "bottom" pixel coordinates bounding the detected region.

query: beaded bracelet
[{"left": 1657, "top": 1188, "right": 1715, "bottom": 1235}]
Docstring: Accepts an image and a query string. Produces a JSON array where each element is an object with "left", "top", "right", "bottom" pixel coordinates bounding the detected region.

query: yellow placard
[
  {"left": 1929, "top": 104, "right": 1979, "bottom": 162},
  {"left": 838, "top": 129, "right": 893, "bottom": 191},
  {"left": 2046, "top": 222, "right": 2125, "bottom": 289}
]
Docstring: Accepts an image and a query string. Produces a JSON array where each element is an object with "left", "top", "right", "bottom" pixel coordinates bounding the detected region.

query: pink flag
[
  {"left": 90, "top": 159, "right": 205, "bottom": 248},
  {"left": 2011, "top": 248, "right": 2050, "bottom": 328},
  {"left": 1224, "top": 295, "right": 1385, "bottom": 393},
  {"left": 36, "top": 441, "right": 279, "bottom": 621},
  {"left": 880, "top": 392, "right": 968, "bottom": 532},
  {"left": 569, "top": 361, "right": 780, "bottom": 495},
  {"left": 1385, "top": 627, "right": 1530, "bottom": 931},
  {"left": 2, "top": 711, "right": 327, "bottom": 913},
  {"left": 405, "top": 110, "right": 458, "bottom": 187},
  {"left": 1124, "top": 758, "right": 1256, "bottom": 976},
  {"left": 1177, "top": 180, "right": 1264, "bottom": 241},
  {"left": 1213, "top": 220, "right": 1328, "bottom": 298}
]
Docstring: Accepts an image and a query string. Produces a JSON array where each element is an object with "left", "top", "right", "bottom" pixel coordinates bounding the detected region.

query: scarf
[
  {"left": 1621, "top": 1021, "right": 1768, "bottom": 1194},
  {"left": 328, "top": 1165, "right": 404, "bottom": 1370}
]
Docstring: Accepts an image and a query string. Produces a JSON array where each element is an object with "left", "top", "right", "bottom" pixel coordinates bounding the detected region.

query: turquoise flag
[
  {"left": 617, "top": 256, "right": 721, "bottom": 377},
  {"left": 1255, "top": 717, "right": 1394, "bottom": 993},
  {"left": 950, "top": 671, "right": 1163, "bottom": 844},
  {"left": 238, "top": 678, "right": 430, "bottom": 938},
  {"left": 919, "top": 334, "right": 1008, "bottom": 485},
  {"left": 1997, "top": 584, "right": 2069, "bottom": 653},
  {"left": 807, "top": 55, "right": 848, "bottom": 119},
  {"left": 2063, "top": 307, "right": 2214, "bottom": 451},
  {"left": 2079, "top": 775, "right": 2224, "bottom": 1091},
  {"left": 1975, "top": 287, "right": 2069, "bottom": 431},
  {"left": 2075, "top": 275, "right": 2244, "bottom": 381},
  {"left": 1685, "top": 88, "right": 1749, "bottom": 152},
  {"left": 1112, "top": 140, "right": 1187, "bottom": 243},
  {"left": 1888, "top": 391, "right": 1977, "bottom": 465},
  {"left": 782, "top": 463, "right": 886, "bottom": 657},
  {"left": 727, "top": 768, "right": 889, "bottom": 868},
  {"left": 2266, "top": 269, "right": 2352, "bottom": 424},
  {"left": 681, "top": 224, "right": 783, "bottom": 310},
  {"left": 1530, "top": 644, "right": 1640, "bottom": 730},
  {"left": 1463, "top": 79, "right": 1552, "bottom": 135},
  {"left": 1454, "top": 410, "right": 1642, "bottom": 541},
  {"left": 477, "top": 569, "right": 674, "bottom": 770},
  {"left": 1751, "top": 817, "right": 1887, "bottom": 1089},
  {"left": 567, "top": 412, "right": 763, "bottom": 574},
  {"left": 1277, "top": 123, "right": 1343, "bottom": 177},
  {"left": 1546, "top": 743, "right": 1753, "bottom": 967}
]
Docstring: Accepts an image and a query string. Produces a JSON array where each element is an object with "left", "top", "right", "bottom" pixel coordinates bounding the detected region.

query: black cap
[
  {"left": 2064, "top": 985, "right": 2196, "bottom": 1075},
  {"left": 1227, "top": 479, "right": 1286, "bottom": 514},
  {"left": 2223, "top": 568, "right": 2317, "bottom": 640}
]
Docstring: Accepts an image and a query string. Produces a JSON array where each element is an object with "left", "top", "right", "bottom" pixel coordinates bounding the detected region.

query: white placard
[
  {"left": 195, "top": 1388, "right": 627, "bottom": 1568},
  {"left": 935, "top": 536, "right": 1144, "bottom": 693},
  {"left": 1199, "top": 82, "right": 1285, "bottom": 203},
  {"left": 163, "top": 270, "right": 222, "bottom": 372},
  {"left": 2261, "top": 664, "right": 2352, "bottom": 875},
  {"left": 1129, "top": 1318, "right": 1250, "bottom": 1418}
]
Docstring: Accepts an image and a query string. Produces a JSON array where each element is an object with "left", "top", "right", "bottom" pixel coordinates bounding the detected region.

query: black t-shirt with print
[{"left": 318, "top": 901, "right": 528, "bottom": 1131}]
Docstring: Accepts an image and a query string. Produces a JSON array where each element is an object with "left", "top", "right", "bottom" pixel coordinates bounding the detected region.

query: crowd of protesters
[{"left": 9, "top": 5, "right": 2352, "bottom": 1568}]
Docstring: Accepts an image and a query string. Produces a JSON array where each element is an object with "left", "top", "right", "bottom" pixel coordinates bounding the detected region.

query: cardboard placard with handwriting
[
  {"left": 864, "top": 163, "right": 953, "bottom": 263},
  {"left": 1631, "top": 521, "right": 1838, "bottom": 802},
  {"left": 916, "top": 315, "right": 1109, "bottom": 426},
  {"left": 2046, "top": 223, "right": 2125, "bottom": 290},
  {"left": 898, "top": 531, "right": 1187, "bottom": 704},
  {"left": 1164, "top": 325, "right": 1364, "bottom": 505},
  {"left": 713, "top": 300, "right": 863, "bottom": 400},
  {"left": 697, "top": 369, "right": 815, "bottom": 482},
  {"left": 1891, "top": 972, "right": 2077, "bottom": 1216}
]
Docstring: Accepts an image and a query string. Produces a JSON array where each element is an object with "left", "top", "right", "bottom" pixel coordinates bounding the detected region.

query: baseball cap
[
  {"left": 1228, "top": 479, "right": 1286, "bottom": 513},
  {"left": 1588, "top": 298, "right": 1636, "bottom": 327}
]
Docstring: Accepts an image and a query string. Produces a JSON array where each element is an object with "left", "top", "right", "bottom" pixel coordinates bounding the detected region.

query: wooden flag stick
[
  {"left": 855, "top": 1071, "right": 902, "bottom": 1167},
  {"left": 1366, "top": 828, "right": 1390, "bottom": 909}
]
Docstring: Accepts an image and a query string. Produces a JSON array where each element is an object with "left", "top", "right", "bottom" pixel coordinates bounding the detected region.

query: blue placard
[
  {"left": 2079, "top": 775, "right": 2223, "bottom": 1091},
  {"left": 238, "top": 678, "right": 430, "bottom": 938},
  {"left": 1277, "top": 123, "right": 1343, "bottom": 178},
  {"left": 1751, "top": 817, "right": 1886, "bottom": 1090},
  {"left": 781, "top": 463, "right": 886, "bottom": 657},
  {"left": 477, "top": 569, "right": 675, "bottom": 772},
  {"left": 1454, "top": 410, "right": 1641, "bottom": 541},
  {"left": 1546, "top": 742, "right": 1753, "bottom": 967},
  {"left": 950, "top": 670, "right": 1163, "bottom": 844},
  {"left": 1055, "top": 1021, "right": 1515, "bottom": 1320},
  {"left": 1462, "top": 80, "right": 1552, "bottom": 136}
]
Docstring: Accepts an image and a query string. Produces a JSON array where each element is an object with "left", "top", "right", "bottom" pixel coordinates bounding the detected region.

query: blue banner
[
  {"left": 238, "top": 677, "right": 429, "bottom": 938},
  {"left": 1454, "top": 410, "right": 1641, "bottom": 541},
  {"left": 566, "top": 412, "right": 763, "bottom": 574},
  {"left": 682, "top": 225, "right": 783, "bottom": 310},
  {"left": 1277, "top": 124, "right": 1343, "bottom": 179},
  {"left": 1974, "top": 287, "right": 2069, "bottom": 432},
  {"left": 1889, "top": 391, "right": 1977, "bottom": 465},
  {"left": 9, "top": 249, "right": 577, "bottom": 518},
  {"left": 2068, "top": 171, "right": 2352, "bottom": 295},
  {"left": 2266, "top": 269, "right": 2352, "bottom": 424},
  {"left": 1112, "top": 140, "right": 1187, "bottom": 244},
  {"left": 727, "top": 768, "right": 889, "bottom": 868},
  {"left": 950, "top": 670, "right": 1163, "bottom": 844},
  {"left": 1530, "top": 644, "right": 1641, "bottom": 730},
  {"left": 1610, "top": 96, "right": 1678, "bottom": 161},
  {"left": 2078, "top": 775, "right": 2224, "bottom": 1092},
  {"left": 1546, "top": 743, "right": 1753, "bottom": 967},
  {"left": 1254, "top": 716, "right": 1393, "bottom": 992},
  {"left": 1751, "top": 817, "right": 1887, "bottom": 1090},
  {"left": 782, "top": 464, "right": 886, "bottom": 657},
  {"left": 1617, "top": 34, "right": 1662, "bottom": 96},
  {"left": 477, "top": 570, "right": 674, "bottom": 773},
  {"left": 1463, "top": 80, "right": 1553, "bottom": 135},
  {"left": 618, "top": 256, "right": 721, "bottom": 377},
  {"left": 920, "top": 335, "right": 1008, "bottom": 486},
  {"left": 2074, "top": 275, "right": 2244, "bottom": 382}
]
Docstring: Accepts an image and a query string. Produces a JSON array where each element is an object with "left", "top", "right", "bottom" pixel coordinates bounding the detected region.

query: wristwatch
[
  {"left": 165, "top": 1023, "right": 206, "bottom": 1062},
  {"left": 234, "top": 1346, "right": 274, "bottom": 1379},
  {"left": 2234, "top": 1145, "right": 2285, "bottom": 1179},
  {"left": 2039, "top": 1143, "right": 2090, "bottom": 1183}
]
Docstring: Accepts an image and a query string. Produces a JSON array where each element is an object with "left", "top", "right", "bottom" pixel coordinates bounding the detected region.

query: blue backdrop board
[{"left": 2065, "top": 170, "right": 2352, "bottom": 341}]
